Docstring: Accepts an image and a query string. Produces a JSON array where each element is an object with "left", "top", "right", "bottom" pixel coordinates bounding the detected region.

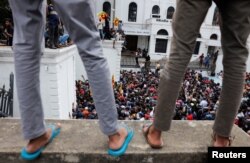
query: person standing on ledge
[
  {"left": 143, "top": 0, "right": 250, "bottom": 148},
  {"left": 9, "top": 0, "right": 133, "bottom": 160}
]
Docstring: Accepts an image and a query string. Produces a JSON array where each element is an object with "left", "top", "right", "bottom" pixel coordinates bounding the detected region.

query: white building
[
  {"left": 0, "top": 41, "right": 123, "bottom": 118},
  {"left": 94, "top": 0, "right": 222, "bottom": 61}
]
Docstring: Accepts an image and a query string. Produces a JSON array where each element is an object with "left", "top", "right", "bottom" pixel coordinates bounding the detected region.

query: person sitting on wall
[{"left": 58, "top": 21, "right": 69, "bottom": 47}]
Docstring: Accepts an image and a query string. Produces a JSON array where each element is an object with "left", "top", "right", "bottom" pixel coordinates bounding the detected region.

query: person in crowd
[
  {"left": 103, "top": 15, "right": 111, "bottom": 40},
  {"left": 199, "top": 53, "right": 204, "bottom": 68},
  {"left": 145, "top": 55, "right": 151, "bottom": 73},
  {"left": 118, "top": 20, "right": 123, "bottom": 33},
  {"left": 204, "top": 54, "right": 210, "bottom": 69},
  {"left": 0, "top": 24, "right": 7, "bottom": 45},
  {"left": 213, "top": 50, "right": 219, "bottom": 64},
  {"left": 155, "top": 62, "right": 161, "bottom": 77},
  {"left": 143, "top": 0, "right": 250, "bottom": 148},
  {"left": 97, "top": 18, "right": 104, "bottom": 40},
  {"left": 47, "top": 4, "right": 60, "bottom": 49},
  {"left": 9, "top": 0, "right": 133, "bottom": 160},
  {"left": 3, "top": 18, "right": 13, "bottom": 46},
  {"left": 135, "top": 50, "right": 139, "bottom": 66}
]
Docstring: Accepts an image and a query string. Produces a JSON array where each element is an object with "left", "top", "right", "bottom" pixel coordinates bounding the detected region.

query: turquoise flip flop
[
  {"left": 20, "top": 124, "right": 61, "bottom": 160},
  {"left": 108, "top": 125, "right": 134, "bottom": 157}
]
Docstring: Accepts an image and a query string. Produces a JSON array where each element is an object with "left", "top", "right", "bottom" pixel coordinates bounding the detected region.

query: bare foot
[
  {"left": 26, "top": 123, "right": 61, "bottom": 153},
  {"left": 108, "top": 127, "right": 128, "bottom": 150},
  {"left": 143, "top": 125, "right": 163, "bottom": 148},
  {"left": 213, "top": 134, "right": 231, "bottom": 147}
]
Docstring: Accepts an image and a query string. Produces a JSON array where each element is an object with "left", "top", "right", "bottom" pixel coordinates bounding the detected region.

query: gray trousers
[
  {"left": 9, "top": 0, "right": 118, "bottom": 140},
  {"left": 154, "top": 0, "right": 250, "bottom": 137}
]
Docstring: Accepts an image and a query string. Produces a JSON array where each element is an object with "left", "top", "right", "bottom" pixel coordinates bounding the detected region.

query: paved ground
[{"left": 0, "top": 119, "right": 249, "bottom": 163}]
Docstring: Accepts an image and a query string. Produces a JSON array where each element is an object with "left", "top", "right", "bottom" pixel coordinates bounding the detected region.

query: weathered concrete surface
[{"left": 0, "top": 119, "right": 249, "bottom": 163}]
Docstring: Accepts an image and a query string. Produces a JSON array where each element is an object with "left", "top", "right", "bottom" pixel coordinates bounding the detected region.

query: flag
[{"left": 119, "top": 83, "right": 123, "bottom": 94}]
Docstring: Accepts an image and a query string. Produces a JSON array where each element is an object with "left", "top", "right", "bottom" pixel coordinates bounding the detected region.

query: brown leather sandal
[
  {"left": 142, "top": 124, "right": 163, "bottom": 149},
  {"left": 211, "top": 132, "right": 235, "bottom": 147}
]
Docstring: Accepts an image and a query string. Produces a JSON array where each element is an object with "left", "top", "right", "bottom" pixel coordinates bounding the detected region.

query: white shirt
[{"left": 200, "top": 100, "right": 208, "bottom": 108}]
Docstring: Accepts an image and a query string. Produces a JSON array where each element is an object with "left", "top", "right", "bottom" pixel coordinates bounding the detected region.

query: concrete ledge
[{"left": 0, "top": 119, "right": 249, "bottom": 163}]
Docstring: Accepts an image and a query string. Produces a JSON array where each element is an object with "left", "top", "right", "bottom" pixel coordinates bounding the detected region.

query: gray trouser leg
[
  {"left": 213, "top": 0, "right": 250, "bottom": 137},
  {"left": 8, "top": 0, "right": 46, "bottom": 140},
  {"left": 153, "top": 0, "right": 212, "bottom": 131},
  {"left": 53, "top": 0, "right": 118, "bottom": 135}
]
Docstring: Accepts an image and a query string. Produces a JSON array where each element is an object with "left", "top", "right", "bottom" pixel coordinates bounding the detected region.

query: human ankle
[
  {"left": 150, "top": 126, "right": 161, "bottom": 135},
  {"left": 108, "top": 132, "right": 119, "bottom": 141},
  {"left": 214, "top": 134, "right": 231, "bottom": 146}
]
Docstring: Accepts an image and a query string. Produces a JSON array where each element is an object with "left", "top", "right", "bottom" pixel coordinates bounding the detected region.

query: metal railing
[{"left": 0, "top": 72, "right": 14, "bottom": 117}]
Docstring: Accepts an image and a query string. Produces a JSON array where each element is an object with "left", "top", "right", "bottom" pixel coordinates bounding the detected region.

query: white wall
[
  {"left": 114, "top": 0, "right": 177, "bottom": 24},
  {"left": 75, "top": 40, "right": 123, "bottom": 82},
  {"left": 204, "top": 2, "right": 217, "bottom": 25},
  {"left": 56, "top": 53, "right": 75, "bottom": 119},
  {"left": 0, "top": 46, "right": 76, "bottom": 119}
]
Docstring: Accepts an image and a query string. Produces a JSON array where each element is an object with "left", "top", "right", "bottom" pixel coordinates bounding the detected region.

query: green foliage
[
  {"left": 0, "top": 0, "right": 9, "bottom": 8},
  {"left": 0, "top": 0, "right": 12, "bottom": 25}
]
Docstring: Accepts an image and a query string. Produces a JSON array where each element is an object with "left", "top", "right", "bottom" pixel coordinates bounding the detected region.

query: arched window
[
  {"left": 210, "top": 34, "right": 218, "bottom": 40},
  {"left": 155, "top": 29, "right": 168, "bottom": 53},
  {"left": 128, "top": 2, "right": 137, "bottom": 22},
  {"left": 167, "top": 7, "right": 175, "bottom": 19},
  {"left": 103, "top": 1, "right": 111, "bottom": 17},
  {"left": 194, "top": 34, "right": 201, "bottom": 55},
  {"left": 157, "top": 29, "right": 168, "bottom": 35},
  {"left": 212, "top": 7, "right": 219, "bottom": 26},
  {"left": 152, "top": 5, "right": 160, "bottom": 15}
]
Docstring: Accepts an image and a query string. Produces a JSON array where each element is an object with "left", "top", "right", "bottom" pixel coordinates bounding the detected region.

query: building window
[
  {"left": 167, "top": 7, "right": 175, "bottom": 19},
  {"left": 152, "top": 5, "right": 160, "bottom": 14},
  {"left": 152, "top": 5, "right": 160, "bottom": 18},
  {"left": 194, "top": 34, "right": 201, "bottom": 55},
  {"left": 155, "top": 29, "right": 168, "bottom": 53},
  {"left": 103, "top": 1, "right": 111, "bottom": 17},
  {"left": 210, "top": 34, "right": 218, "bottom": 40},
  {"left": 157, "top": 29, "right": 168, "bottom": 35},
  {"left": 128, "top": 2, "right": 137, "bottom": 22}
]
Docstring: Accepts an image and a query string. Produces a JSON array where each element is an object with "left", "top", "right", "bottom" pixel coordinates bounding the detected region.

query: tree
[
  {"left": 0, "top": 0, "right": 12, "bottom": 25},
  {"left": 0, "top": 0, "right": 10, "bottom": 9}
]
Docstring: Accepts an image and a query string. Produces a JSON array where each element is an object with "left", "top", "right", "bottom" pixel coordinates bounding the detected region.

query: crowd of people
[
  {"left": 97, "top": 14, "right": 126, "bottom": 50},
  {"left": 199, "top": 50, "right": 219, "bottom": 76},
  {"left": 73, "top": 69, "right": 250, "bottom": 135},
  {"left": 97, "top": 16, "right": 125, "bottom": 41}
]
